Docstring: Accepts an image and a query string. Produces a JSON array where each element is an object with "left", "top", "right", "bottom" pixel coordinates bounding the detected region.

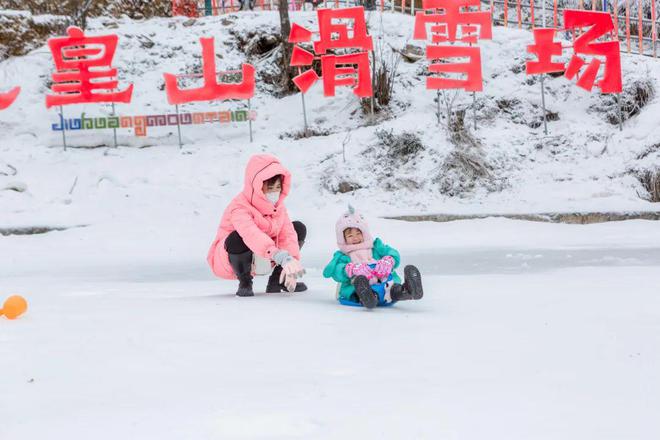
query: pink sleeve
[{"left": 230, "top": 208, "right": 279, "bottom": 259}]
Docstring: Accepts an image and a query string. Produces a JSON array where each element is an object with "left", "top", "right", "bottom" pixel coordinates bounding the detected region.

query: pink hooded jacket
[{"left": 207, "top": 154, "right": 301, "bottom": 280}]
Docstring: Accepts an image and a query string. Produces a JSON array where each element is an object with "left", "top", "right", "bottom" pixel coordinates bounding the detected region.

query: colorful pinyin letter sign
[
  {"left": 0, "top": 86, "right": 20, "bottom": 110},
  {"left": 413, "top": 0, "right": 492, "bottom": 91},
  {"left": 526, "top": 10, "right": 622, "bottom": 93},
  {"left": 289, "top": 7, "right": 374, "bottom": 97},
  {"left": 163, "top": 37, "right": 256, "bottom": 105},
  {"left": 46, "top": 26, "right": 133, "bottom": 108}
]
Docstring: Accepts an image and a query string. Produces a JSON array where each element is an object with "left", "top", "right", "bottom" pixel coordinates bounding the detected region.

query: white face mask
[{"left": 266, "top": 191, "right": 281, "bottom": 204}]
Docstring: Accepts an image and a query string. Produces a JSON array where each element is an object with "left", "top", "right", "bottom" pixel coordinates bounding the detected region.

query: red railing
[{"left": 172, "top": 0, "right": 658, "bottom": 57}]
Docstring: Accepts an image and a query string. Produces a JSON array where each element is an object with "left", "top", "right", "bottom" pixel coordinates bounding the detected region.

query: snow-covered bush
[
  {"left": 634, "top": 168, "right": 660, "bottom": 203},
  {"left": 0, "top": 0, "right": 171, "bottom": 21},
  {"left": 106, "top": 0, "right": 172, "bottom": 19},
  {"left": 434, "top": 109, "right": 506, "bottom": 197},
  {"left": 280, "top": 127, "right": 334, "bottom": 140},
  {"left": 374, "top": 129, "right": 425, "bottom": 162},
  {"left": 0, "top": 11, "right": 66, "bottom": 61},
  {"left": 591, "top": 77, "right": 656, "bottom": 125},
  {"left": 361, "top": 41, "right": 401, "bottom": 115}
]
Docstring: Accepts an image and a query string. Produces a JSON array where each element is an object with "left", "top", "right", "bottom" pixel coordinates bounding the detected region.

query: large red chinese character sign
[
  {"left": 289, "top": 7, "right": 374, "bottom": 98},
  {"left": 163, "top": 37, "right": 255, "bottom": 105},
  {"left": 46, "top": 26, "right": 133, "bottom": 108},
  {"left": 162, "top": 36, "right": 256, "bottom": 146},
  {"left": 526, "top": 10, "right": 622, "bottom": 94},
  {"left": 413, "top": 0, "right": 492, "bottom": 92},
  {"left": 0, "top": 86, "right": 20, "bottom": 110}
]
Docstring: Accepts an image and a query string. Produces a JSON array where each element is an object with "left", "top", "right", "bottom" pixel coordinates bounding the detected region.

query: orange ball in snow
[{"left": 1, "top": 295, "right": 28, "bottom": 320}]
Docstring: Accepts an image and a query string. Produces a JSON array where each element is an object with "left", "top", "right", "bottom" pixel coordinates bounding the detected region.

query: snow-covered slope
[{"left": 1, "top": 10, "right": 660, "bottom": 226}]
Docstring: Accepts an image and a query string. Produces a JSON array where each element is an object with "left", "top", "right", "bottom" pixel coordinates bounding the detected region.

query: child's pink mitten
[
  {"left": 374, "top": 256, "right": 394, "bottom": 279},
  {"left": 346, "top": 263, "right": 373, "bottom": 279}
]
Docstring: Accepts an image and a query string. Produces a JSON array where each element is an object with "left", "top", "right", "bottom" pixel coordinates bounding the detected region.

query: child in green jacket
[{"left": 323, "top": 206, "right": 424, "bottom": 309}]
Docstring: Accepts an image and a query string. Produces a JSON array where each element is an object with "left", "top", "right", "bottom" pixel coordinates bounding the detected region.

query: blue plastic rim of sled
[{"left": 338, "top": 272, "right": 396, "bottom": 308}]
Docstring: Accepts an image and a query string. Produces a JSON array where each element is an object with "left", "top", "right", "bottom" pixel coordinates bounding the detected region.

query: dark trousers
[{"left": 224, "top": 221, "right": 307, "bottom": 255}]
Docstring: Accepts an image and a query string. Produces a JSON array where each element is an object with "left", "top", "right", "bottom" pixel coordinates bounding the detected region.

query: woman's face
[
  {"left": 262, "top": 178, "right": 282, "bottom": 194},
  {"left": 344, "top": 228, "right": 363, "bottom": 245}
]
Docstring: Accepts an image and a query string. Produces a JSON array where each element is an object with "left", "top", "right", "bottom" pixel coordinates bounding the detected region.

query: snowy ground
[{"left": 2, "top": 216, "right": 660, "bottom": 439}]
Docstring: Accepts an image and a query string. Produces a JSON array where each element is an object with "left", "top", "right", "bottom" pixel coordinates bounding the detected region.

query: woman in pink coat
[{"left": 207, "top": 154, "right": 307, "bottom": 297}]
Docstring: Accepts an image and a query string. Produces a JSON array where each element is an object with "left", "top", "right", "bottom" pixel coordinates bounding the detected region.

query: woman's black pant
[{"left": 224, "top": 221, "right": 307, "bottom": 255}]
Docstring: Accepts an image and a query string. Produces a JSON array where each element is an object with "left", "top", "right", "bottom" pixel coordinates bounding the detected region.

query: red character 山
[{"left": 163, "top": 37, "right": 255, "bottom": 105}]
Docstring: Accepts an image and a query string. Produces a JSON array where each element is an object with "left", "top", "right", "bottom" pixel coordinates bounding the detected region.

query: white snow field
[
  {"left": 2, "top": 7, "right": 660, "bottom": 440},
  {"left": 2, "top": 214, "right": 660, "bottom": 439}
]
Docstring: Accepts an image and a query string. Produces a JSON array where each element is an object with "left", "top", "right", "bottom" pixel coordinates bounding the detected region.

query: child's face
[
  {"left": 344, "top": 228, "right": 364, "bottom": 245},
  {"left": 262, "top": 178, "right": 282, "bottom": 194}
]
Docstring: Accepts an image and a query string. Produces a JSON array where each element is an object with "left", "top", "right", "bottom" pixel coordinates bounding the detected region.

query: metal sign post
[
  {"left": 540, "top": 0, "right": 548, "bottom": 135},
  {"left": 111, "top": 102, "right": 118, "bottom": 148},
  {"left": 60, "top": 105, "right": 67, "bottom": 151},
  {"left": 175, "top": 104, "right": 183, "bottom": 149},
  {"left": 297, "top": 67, "right": 309, "bottom": 136},
  {"left": 248, "top": 98, "right": 253, "bottom": 143},
  {"left": 617, "top": 94, "right": 623, "bottom": 131}
]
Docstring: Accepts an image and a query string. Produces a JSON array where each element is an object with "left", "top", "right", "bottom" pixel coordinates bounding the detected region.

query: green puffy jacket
[{"left": 323, "top": 238, "right": 402, "bottom": 301}]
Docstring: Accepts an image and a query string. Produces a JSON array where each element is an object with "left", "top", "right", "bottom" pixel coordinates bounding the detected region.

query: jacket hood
[{"left": 242, "top": 154, "right": 291, "bottom": 215}]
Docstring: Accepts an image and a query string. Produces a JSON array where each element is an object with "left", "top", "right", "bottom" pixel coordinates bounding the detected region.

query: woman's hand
[
  {"left": 279, "top": 258, "right": 305, "bottom": 292},
  {"left": 281, "top": 257, "right": 305, "bottom": 278}
]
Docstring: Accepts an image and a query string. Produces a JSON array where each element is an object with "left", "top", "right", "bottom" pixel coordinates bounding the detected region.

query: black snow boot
[
  {"left": 229, "top": 250, "right": 254, "bottom": 297},
  {"left": 266, "top": 265, "right": 308, "bottom": 293},
  {"left": 353, "top": 275, "right": 378, "bottom": 309},
  {"left": 390, "top": 283, "right": 413, "bottom": 302},
  {"left": 402, "top": 265, "right": 424, "bottom": 300}
]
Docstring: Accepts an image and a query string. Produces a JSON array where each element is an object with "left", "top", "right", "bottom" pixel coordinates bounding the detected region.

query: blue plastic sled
[{"left": 337, "top": 269, "right": 396, "bottom": 308}]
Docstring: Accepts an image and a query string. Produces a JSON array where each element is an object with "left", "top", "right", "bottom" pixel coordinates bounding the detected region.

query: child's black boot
[
  {"left": 402, "top": 265, "right": 423, "bottom": 300},
  {"left": 390, "top": 283, "right": 413, "bottom": 301},
  {"left": 353, "top": 275, "right": 378, "bottom": 309}
]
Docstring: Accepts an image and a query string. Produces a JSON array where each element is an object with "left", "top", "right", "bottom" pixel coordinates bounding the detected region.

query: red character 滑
[
  {"left": 314, "top": 7, "right": 374, "bottom": 54},
  {"left": 289, "top": 7, "right": 374, "bottom": 97}
]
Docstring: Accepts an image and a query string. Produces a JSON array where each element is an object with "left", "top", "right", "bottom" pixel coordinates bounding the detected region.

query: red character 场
[
  {"left": 564, "top": 10, "right": 622, "bottom": 93},
  {"left": 163, "top": 37, "right": 255, "bottom": 105},
  {"left": 288, "top": 7, "right": 374, "bottom": 98},
  {"left": 526, "top": 28, "right": 565, "bottom": 75},
  {"left": 525, "top": 11, "right": 622, "bottom": 94},
  {"left": 46, "top": 26, "right": 133, "bottom": 108}
]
